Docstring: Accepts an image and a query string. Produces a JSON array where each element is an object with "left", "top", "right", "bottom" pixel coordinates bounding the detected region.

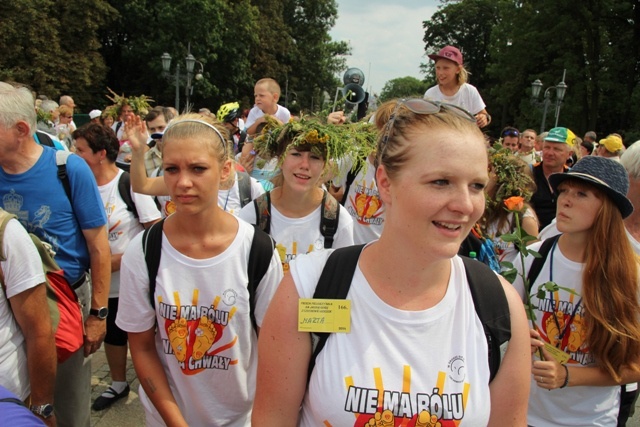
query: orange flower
[{"left": 504, "top": 196, "right": 525, "bottom": 212}]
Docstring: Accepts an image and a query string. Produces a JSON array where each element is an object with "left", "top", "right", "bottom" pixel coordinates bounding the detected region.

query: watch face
[
  {"left": 42, "top": 404, "right": 54, "bottom": 417},
  {"left": 98, "top": 307, "right": 109, "bottom": 318}
]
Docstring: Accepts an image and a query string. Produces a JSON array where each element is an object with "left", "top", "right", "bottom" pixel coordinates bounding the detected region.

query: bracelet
[{"left": 560, "top": 364, "right": 569, "bottom": 388}]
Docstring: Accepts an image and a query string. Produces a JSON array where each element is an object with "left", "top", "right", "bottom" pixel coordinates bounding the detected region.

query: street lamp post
[
  {"left": 161, "top": 45, "right": 203, "bottom": 111},
  {"left": 530, "top": 69, "right": 568, "bottom": 133}
]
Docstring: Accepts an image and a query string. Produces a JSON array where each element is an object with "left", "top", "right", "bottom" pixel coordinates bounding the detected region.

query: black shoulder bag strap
[
  {"left": 462, "top": 257, "right": 511, "bottom": 383},
  {"left": 237, "top": 170, "right": 252, "bottom": 208},
  {"left": 526, "top": 234, "right": 560, "bottom": 293},
  {"left": 320, "top": 191, "right": 340, "bottom": 249},
  {"left": 340, "top": 163, "right": 362, "bottom": 206},
  {"left": 308, "top": 244, "right": 365, "bottom": 383},
  {"left": 253, "top": 192, "right": 271, "bottom": 234},
  {"left": 118, "top": 172, "right": 138, "bottom": 218},
  {"left": 247, "top": 225, "right": 276, "bottom": 332},
  {"left": 142, "top": 219, "right": 165, "bottom": 309}
]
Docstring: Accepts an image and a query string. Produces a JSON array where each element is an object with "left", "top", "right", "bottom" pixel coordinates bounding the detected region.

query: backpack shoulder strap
[
  {"left": 247, "top": 225, "right": 275, "bottom": 331},
  {"left": 36, "top": 131, "right": 55, "bottom": 148},
  {"left": 340, "top": 163, "right": 362, "bottom": 205},
  {"left": 526, "top": 234, "right": 560, "bottom": 291},
  {"left": 308, "top": 244, "right": 365, "bottom": 383},
  {"left": 55, "top": 150, "right": 73, "bottom": 204},
  {"left": 320, "top": 191, "right": 340, "bottom": 249},
  {"left": 462, "top": 256, "right": 511, "bottom": 383},
  {"left": 118, "top": 172, "right": 139, "bottom": 218},
  {"left": 236, "top": 170, "right": 252, "bottom": 208},
  {"left": 142, "top": 219, "right": 165, "bottom": 309},
  {"left": 253, "top": 191, "right": 271, "bottom": 234},
  {"left": 0, "top": 210, "right": 17, "bottom": 261}
]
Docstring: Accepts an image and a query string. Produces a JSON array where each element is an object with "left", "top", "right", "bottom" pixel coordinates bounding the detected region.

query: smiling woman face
[
  {"left": 280, "top": 147, "right": 325, "bottom": 193},
  {"left": 378, "top": 124, "right": 488, "bottom": 259}
]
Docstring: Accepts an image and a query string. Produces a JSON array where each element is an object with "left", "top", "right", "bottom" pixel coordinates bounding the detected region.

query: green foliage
[{"left": 379, "top": 77, "right": 429, "bottom": 102}]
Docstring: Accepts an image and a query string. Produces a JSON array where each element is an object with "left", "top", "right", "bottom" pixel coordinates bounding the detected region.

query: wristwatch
[
  {"left": 89, "top": 307, "right": 109, "bottom": 320},
  {"left": 30, "top": 403, "right": 54, "bottom": 418}
]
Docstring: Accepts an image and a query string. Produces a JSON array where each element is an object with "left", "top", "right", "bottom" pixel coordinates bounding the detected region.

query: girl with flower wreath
[
  {"left": 511, "top": 156, "right": 640, "bottom": 426},
  {"left": 482, "top": 144, "right": 539, "bottom": 264},
  {"left": 237, "top": 117, "right": 360, "bottom": 270}
]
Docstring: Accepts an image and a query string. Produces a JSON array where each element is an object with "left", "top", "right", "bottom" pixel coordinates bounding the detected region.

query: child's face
[{"left": 254, "top": 83, "right": 278, "bottom": 113}]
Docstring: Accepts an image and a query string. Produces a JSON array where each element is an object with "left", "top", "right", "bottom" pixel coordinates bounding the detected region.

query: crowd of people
[{"left": 1, "top": 43, "right": 640, "bottom": 427}]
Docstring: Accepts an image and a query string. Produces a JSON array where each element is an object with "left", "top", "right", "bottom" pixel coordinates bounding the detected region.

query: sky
[{"left": 329, "top": 0, "right": 440, "bottom": 95}]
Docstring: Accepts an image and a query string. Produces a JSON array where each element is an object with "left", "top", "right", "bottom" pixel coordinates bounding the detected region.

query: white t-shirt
[
  {"left": 245, "top": 104, "right": 291, "bottom": 130},
  {"left": 116, "top": 219, "right": 283, "bottom": 426},
  {"left": 512, "top": 240, "right": 619, "bottom": 426},
  {"left": 98, "top": 169, "right": 161, "bottom": 297},
  {"left": 424, "top": 83, "right": 486, "bottom": 115},
  {"left": 238, "top": 196, "right": 354, "bottom": 271},
  {"left": 486, "top": 209, "right": 537, "bottom": 265},
  {"left": 218, "top": 175, "right": 265, "bottom": 217},
  {"left": 333, "top": 158, "right": 384, "bottom": 244},
  {"left": 291, "top": 250, "right": 491, "bottom": 426},
  {"left": 0, "top": 219, "right": 46, "bottom": 400}
]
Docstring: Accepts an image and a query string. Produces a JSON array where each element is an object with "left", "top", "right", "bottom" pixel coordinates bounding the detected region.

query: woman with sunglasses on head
[
  {"left": 424, "top": 45, "right": 491, "bottom": 128},
  {"left": 253, "top": 99, "right": 530, "bottom": 426},
  {"left": 511, "top": 156, "right": 640, "bottom": 427},
  {"left": 116, "top": 114, "right": 283, "bottom": 426},
  {"left": 237, "top": 117, "right": 357, "bottom": 270}
]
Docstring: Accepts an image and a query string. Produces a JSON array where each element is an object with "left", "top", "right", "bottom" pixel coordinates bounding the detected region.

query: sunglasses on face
[{"left": 380, "top": 98, "right": 476, "bottom": 157}]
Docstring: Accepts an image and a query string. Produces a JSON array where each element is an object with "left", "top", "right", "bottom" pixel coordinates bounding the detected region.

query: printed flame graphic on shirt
[{"left": 157, "top": 289, "right": 238, "bottom": 375}]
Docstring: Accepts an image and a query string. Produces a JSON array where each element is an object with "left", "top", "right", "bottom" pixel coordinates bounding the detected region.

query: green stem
[{"left": 515, "top": 211, "right": 544, "bottom": 360}]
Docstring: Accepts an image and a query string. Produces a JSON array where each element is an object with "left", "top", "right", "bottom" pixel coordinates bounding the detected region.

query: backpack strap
[
  {"left": 0, "top": 210, "right": 17, "bottom": 262},
  {"left": 118, "top": 172, "right": 139, "bottom": 218},
  {"left": 142, "top": 219, "right": 165, "bottom": 309},
  {"left": 253, "top": 192, "right": 271, "bottom": 234},
  {"left": 320, "top": 191, "right": 340, "bottom": 249},
  {"left": 236, "top": 170, "right": 252, "bottom": 208},
  {"left": 55, "top": 150, "right": 73, "bottom": 204},
  {"left": 340, "top": 163, "right": 362, "bottom": 206},
  {"left": 247, "top": 225, "right": 276, "bottom": 331},
  {"left": 36, "top": 131, "right": 55, "bottom": 148},
  {"left": 462, "top": 256, "right": 511, "bottom": 383},
  {"left": 308, "top": 244, "right": 365, "bottom": 383},
  {"left": 526, "top": 234, "right": 560, "bottom": 292}
]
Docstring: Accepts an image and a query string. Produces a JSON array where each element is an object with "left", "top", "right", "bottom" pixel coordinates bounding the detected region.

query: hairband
[{"left": 164, "top": 119, "right": 227, "bottom": 156}]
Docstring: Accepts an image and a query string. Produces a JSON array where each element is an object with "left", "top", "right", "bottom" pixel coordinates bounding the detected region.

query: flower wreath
[{"left": 105, "top": 87, "right": 154, "bottom": 118}]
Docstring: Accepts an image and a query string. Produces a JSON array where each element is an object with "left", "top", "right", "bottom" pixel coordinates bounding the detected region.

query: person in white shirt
[
  {"left": 424, "top": 45, "right": 491, "bottom": 128},
  {"left": 253, "top": 98, "right": 530, "bottom": 425},
  {"left": 116, "top": 114, "right": 283, "bottom": 426}
]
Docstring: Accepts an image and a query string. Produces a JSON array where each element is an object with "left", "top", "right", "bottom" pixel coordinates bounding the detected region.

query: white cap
[{"left": 89, "top": 109, "right": 102, "bottom": 120}]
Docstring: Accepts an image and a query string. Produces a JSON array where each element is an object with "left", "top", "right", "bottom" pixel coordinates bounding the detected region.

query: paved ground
[
  {"left": 90, "top": 347, "right": 640, "bottom": 426},
  {"left": 90, "top": 348, "right": 143, "bottom": 427}
]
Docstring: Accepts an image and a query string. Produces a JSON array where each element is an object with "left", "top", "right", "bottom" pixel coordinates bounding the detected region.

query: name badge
[{"left": 298, "top": 299, "right": 351, "bottom": 333}]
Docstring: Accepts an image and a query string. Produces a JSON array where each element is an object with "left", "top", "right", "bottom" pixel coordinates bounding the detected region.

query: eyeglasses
[
  {"left": 380, "top": 98, "right": 476, "bottom": 158},
  {"left": 501, "top": 129, "right": 519, "bottom": 138}
]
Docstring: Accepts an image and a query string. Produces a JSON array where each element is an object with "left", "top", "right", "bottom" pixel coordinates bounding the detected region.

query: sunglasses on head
[
  {"left": 380, "top": 98, "right": 476, "bottom": 157},
  {"left": 502, "top": 129, "right": 519, "bottom": 138}
]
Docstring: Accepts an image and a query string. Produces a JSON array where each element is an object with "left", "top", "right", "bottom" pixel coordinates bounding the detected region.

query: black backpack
[
  {"left": 339, "top": 163, "right": 363, "bottom": 206},
  {"left": 308, "top": 245, "right": 511, "bottom": 384},
  {"left": 141, "top": 220, "right": 275, "bottom": 331},
  {"left": 253, "top": 190, "right": 340, "bottom": 249}
]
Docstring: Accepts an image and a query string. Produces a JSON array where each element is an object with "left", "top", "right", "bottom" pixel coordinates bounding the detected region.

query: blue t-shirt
[{"left": 0, "top": 147, "right": 106, "bottom": 282}]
